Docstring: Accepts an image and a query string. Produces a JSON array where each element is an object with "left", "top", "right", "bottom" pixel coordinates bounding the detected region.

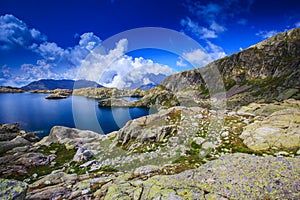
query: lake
[{"left": 0, "top": 93, "right": 149, "bottom": 138}]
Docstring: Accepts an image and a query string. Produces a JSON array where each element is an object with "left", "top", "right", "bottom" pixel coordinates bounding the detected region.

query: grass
[{"left": 2, "top": 143, "right": 76, "bottom": 182}]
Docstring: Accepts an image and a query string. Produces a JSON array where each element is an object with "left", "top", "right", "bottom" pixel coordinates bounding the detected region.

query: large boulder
[
  {"left": 240, "top": 108, "right": 300, "bottom": 151},
  {"left": 37, "top": 126, "right": 106, "bottom": 148},
  {"left": 0, "top": 137, "right": 31, "bottom": 154},
  {"left": 0, "top": 178, "right": 27, "bottom": 200}
]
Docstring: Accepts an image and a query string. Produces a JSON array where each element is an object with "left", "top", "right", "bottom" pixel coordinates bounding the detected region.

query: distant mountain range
[{"left": 21, "top": 79, "right": 103, "bottom": 90}]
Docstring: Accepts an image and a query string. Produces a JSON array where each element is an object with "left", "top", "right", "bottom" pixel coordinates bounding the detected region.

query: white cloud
[
  {"left": 0, "top": 14, "right": 46, "bottom": 50},
  {"left": 181, "top": 17, "right": 218, "bottom": 39},
  {"left": 36, "top": 42, "right": 66, "bottom": 61},
  {"left": 182, "top": 0, "right": 253, "bottom": 39},
  {"left": 256, "top": 30, "right": 279, "bottom": 39},
  {"left": 176, "top": 57, "right": 187, "bottom": 67},
  {"left": 295, "top": 22, "right": 300, "bottom": 27},
  {"left": 0, "top": 15, "right": 172, "bottom": 88},
  {"left": 78, "top": 39, "right": 175, "bottom": 89},
  {"left": 79, "top": 32, "right": 102, "bottom": 51},
  {"left": 0, "top": 65, "right": 11, "bottom": 78},
  {"left": 210, "top": 21, "right": 226, "bottom": 32},
  {"left": 180, "top": 41, "right": 226, "bottom": 68}
]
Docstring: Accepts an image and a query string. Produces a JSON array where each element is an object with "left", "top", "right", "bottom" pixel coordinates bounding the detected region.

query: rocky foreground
[{"left": 0, "top": 99, "right": 299, "bottom": 199}]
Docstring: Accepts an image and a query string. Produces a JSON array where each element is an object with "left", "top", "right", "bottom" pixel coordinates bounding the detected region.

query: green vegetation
[{"left": 3, "top": 143, "right": 76, "bottom": 182}]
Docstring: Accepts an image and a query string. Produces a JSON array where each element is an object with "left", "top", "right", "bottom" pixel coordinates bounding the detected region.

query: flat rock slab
[
  {"left": 105, "top": 153, "right": 300, "bottom": 200},
  {"left": 240, "top": 108, "right": 300, "bottom": 151}
]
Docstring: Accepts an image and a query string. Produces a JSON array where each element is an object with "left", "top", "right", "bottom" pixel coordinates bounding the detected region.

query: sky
[{"left": 0, "top": 0, "right": 299, "bottom": 88}]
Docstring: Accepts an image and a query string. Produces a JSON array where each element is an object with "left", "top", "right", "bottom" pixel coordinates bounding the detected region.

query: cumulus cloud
[
  {"left": 256, "top": 30, "right": 279, "bottom": 39},
  {"left": 78, "top": 39, "right": 175, "bottom": 89},
  {"left": 0, "top": 14, "right": 46, "bottom": 50},
  {"left": 179, "top": 41, "right": 226, "bottom": 68},
  {"left": 0, "top": 14, "right": 173, "bottom": 88},
  {"left": 79, "top": 32, "right": 102, "bottom": 51}
]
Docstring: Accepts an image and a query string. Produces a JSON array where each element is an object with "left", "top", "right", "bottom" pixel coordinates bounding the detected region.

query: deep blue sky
[{"left": 0, "top": 0, "right": 299, "bottom": 87}]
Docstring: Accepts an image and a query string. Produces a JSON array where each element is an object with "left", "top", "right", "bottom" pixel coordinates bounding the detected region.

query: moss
[
  {"left": 191, "top": 141, "right": 202, "bottom": 149},
  {"left": 224, "top": 78, "right": 237, "bottom": 90},
  {"left": 3, "top": 143, "right": 76, "bottom": 182},
  {"left": 100, "top": 165, "right": 118, "bottom": 172}
]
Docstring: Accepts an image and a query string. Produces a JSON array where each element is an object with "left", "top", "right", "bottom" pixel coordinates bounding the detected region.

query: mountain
[
  {"left": 21, "top": 79, "right": 103, "bottom": 91},
  {"left": 159, "top": 28, "right": 300, "bottom": 108},
  {"left": 138, "top": 83, "right": 157, "bottom": 90},
  {"left": 123, "top": 73, "right": 167, "bottom": 90}
]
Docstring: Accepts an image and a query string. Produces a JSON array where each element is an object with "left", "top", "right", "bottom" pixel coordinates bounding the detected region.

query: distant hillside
[{"left": 21, "top": 79, "right": 102, "bottom": 90}]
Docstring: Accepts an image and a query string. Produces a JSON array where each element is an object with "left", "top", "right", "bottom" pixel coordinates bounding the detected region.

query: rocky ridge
[{"left": 133, "top": 28, "right": 300, "bottom": 110}]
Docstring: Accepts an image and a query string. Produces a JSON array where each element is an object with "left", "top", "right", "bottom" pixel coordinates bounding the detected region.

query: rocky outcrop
[
  {"left": 104, "top": 153, "right": 300, "bottom": 200},
  {"left": 153, "top": 28, "right": 300, "bottom": 109},
  {"left": 0, "top": 86, "right": 25, "bottom": 93},
  {"left": 24, "top": 153, "right": 300, "bottom": 199},
  {"left": 240, "top": 102, "right": 300, "bottom": 151},
  {"left": 37, "top": 126, "right": 106, "bottom": 148},
  {"left": 0, "top": 178, "right": 27, "bottom": 200},
  {"left": 73, "top": 87, "right": 145, "bottom": 99},
  {"left": 0, "top": 123, "right": 39, "bottom": 154},
  {"left": 45, "top": 89, "right": 72, "bottom": 99},
  {"left": 133, "top": 86, "right": 180, "bottom": 109},
  {"left": 98, "top": 98, "right": 134, "bottom": 107}
]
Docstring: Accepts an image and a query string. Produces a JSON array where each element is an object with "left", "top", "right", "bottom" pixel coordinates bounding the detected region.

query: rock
[
  {"left": 202, "top": 141, "right": 216, "bottom": 150},
  {"left": 240, "top": 108, "right": 300, "bottom": 151},
  {"left": 133, "top": 86, "right": 179, "bottom": 109},
  {"left": 132, "top": 165, "right": 161, "bottom": 176},
  {"left": 73, "top": 87, "right": 145, "bottom": 99},
  {"left": 115, "top": 107, "right": 187, "bottom": 150},
  {"left": 160, "top": 28, "right": 300, "bottom": 108},
  {"left": 0, "top": 137, "right": 31, "bottom": 154},
  {"left": 238, "top": 99, "right": 300, "bottom": 116},
  {"left": 0, "top": 123, "right": 20, "bottom": 134},
  {"left": 29, "top": 172, "right": 77, "bottom": 189},
  {"left": 98, "top": 98, "right": 134, "bottom": 107},
  {"left": 23, "top": 133, "right": 40, "bottom": 143},
  {"left": 36, "top": 126, "right": 106, "bottom": 148},
  {"left": 73, "top": 147, "right": 94, "bottom": 162},
  {"left": 0, "top": 123, "right": 21, "bottom": 141},
  {"left": 26, "top": 185, "right": 70, "bottom": 200},
  {"left": 45, "top": 90, "right": 72, "bottom": 99},
  {"left": 108, "top": 153, "right": 300, "bottom": 200},
  {"left": 0, "top": 178, "right": 27, "bottom": 200},
  {"left": 0, "top": 86, "right": 24, "bottom": 93},
  {"left": 80, "top": 160, "right": 98, "bottom": 168},
  {"left": 193, "top": 137, "right": 206, "bottom": 145},
  {"left": 15, "top": 153, "right": 55, "bottom": 167}
]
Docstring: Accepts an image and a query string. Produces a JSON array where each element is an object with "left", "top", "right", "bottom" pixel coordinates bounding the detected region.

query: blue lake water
[{"left": 0, "top": 93, "right": 149, "bottom": 138}]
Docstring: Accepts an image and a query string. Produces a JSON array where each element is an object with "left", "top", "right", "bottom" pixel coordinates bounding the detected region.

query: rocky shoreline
[{"left": 0, "top": 99, "right": 299, "bottom": 199}]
